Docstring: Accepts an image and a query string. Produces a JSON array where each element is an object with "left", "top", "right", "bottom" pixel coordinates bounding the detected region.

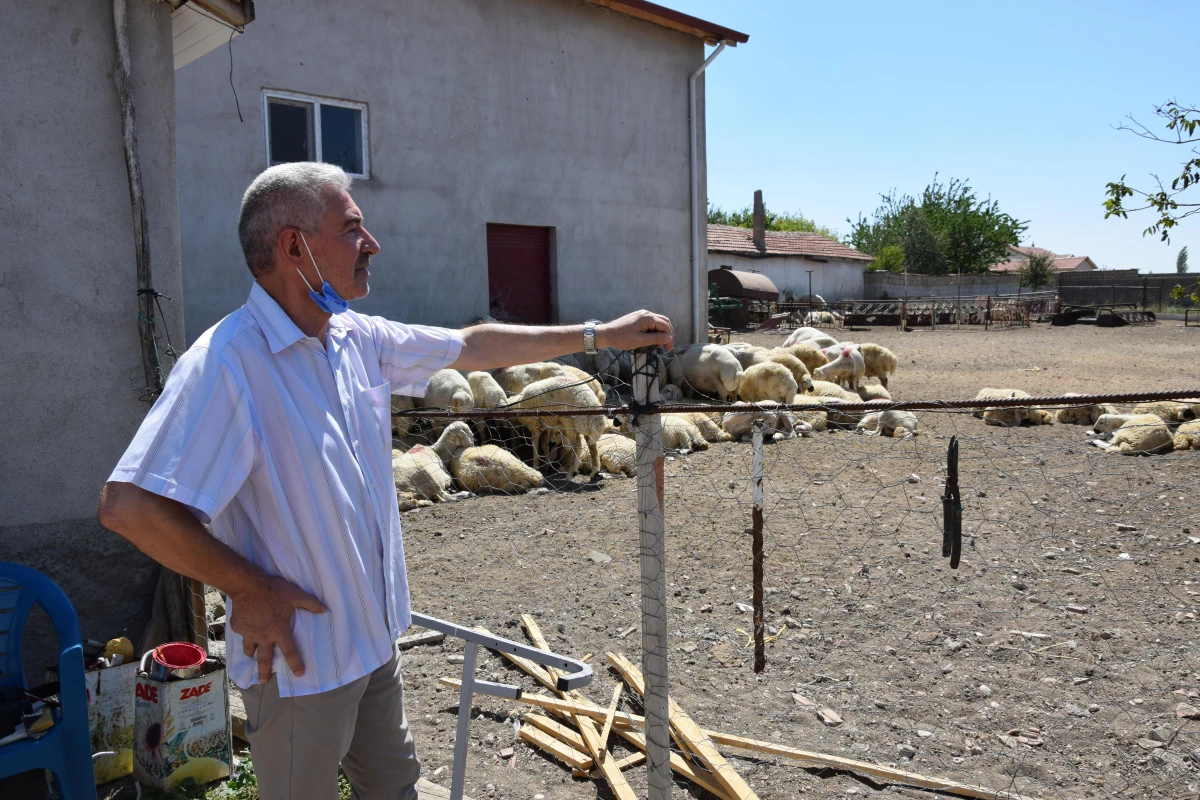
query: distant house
[
  {"left": 991, "top": 245, "right": 1099, "bottom": 274},
  {"left": 707, "top": 224, "right": 874, "bottom": 302}
]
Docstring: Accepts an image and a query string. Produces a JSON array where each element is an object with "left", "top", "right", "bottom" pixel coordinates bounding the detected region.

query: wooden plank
[
  {"left": 520, "top": 615, "right": 638, "bottom": 800},
  {"left": 612, "top": 726, "right": 733, "bottom": 800},
  {"left": 439, "top": 680, "right": 1045, "bottom": 800},
  {"left": 608, "top": 652, "right": 758, "bottom": 800},
  {"left": 597, "top": 682, "right": 623, "bottom": 763},
  {"left": 519, "top": 725, "right": 593, "bottom": 772},
  {"left": 572, "top": 751, "right": 648, "bottom": 780},
  {"left": 522, "top": 714, "right": 587, "bottom": 753}
]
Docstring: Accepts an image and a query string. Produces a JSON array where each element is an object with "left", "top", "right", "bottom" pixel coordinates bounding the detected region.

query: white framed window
[{"left": 262, "top": 90, "right": 370, "bottom": 179}]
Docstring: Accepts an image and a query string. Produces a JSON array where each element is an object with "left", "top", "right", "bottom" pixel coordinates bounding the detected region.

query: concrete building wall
[
  {"left": 863, "top": 271, "right": 1021, "bottom": 300},
  {"left": 707, "top": 254, "right": 867, "bottom": 302},
  {"left": 0, "top": 0, "right": 183, "bottom": 654},
  {"left": 175, "top": 0, "right": 706, "bottom": 343}
]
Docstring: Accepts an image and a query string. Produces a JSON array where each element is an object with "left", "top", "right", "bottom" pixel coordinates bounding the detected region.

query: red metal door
[{"left": 486, "top": 224, "right": 551, "bottom": 324}]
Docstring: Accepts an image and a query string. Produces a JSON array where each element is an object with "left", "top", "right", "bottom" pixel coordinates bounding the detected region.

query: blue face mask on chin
[{"left": 296, "top": 231, "right": 351, "bottom": 314}]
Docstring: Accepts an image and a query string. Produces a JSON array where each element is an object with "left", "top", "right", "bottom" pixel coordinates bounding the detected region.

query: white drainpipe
[{"left": 689, "top": 40, "right": 727, "bottom": 343}]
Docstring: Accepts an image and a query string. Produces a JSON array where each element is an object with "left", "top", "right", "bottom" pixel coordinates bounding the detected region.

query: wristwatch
[{"left": 583, "top": 320, "right": 602, "bottom": 354}]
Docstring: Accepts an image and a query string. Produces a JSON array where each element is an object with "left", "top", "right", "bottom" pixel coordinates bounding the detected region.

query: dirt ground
[{"left": 382, "top": 320, "right": 1200, "bottom": 800}]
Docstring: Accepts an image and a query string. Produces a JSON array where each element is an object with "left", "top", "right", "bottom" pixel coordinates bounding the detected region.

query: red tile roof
[
  {"left": 707, "top": 224, "right": 874, "bottom": 262},
  {"left": 991, "top": 255, "right": 1096, "bottom": 273},
  {"left": 582, "top": 1, "right": 749, "bottom": 45}
]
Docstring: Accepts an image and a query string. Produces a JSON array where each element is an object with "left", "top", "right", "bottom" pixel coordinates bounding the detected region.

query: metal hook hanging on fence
[{"left": 941, "top": 435, "right": 962, "bottom": 570}]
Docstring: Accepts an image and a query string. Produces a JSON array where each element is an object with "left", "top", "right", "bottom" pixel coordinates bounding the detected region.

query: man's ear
[{"left": 277, "top": 227, "right": 304, "bottom": 265}]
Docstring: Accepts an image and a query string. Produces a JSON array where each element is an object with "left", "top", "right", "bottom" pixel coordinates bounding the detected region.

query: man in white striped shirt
[{"left": 98, "top": 162, "right": 672, "bottom": 799}]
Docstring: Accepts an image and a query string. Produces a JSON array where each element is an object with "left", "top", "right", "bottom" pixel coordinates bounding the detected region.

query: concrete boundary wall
[{"left": 863, "top": 271, "right": 1021, "bottom": 299}]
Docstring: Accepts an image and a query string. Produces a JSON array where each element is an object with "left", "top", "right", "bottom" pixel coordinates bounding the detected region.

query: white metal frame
[{"left": 261, "top": 89, "right": 370, "bottom": 179}]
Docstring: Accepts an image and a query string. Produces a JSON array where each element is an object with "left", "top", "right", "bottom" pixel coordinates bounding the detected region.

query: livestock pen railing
[
  {"left": 831, "top": 292, "right": 1058, "bottom": 330},
  {"left": 192, "top": 366, "right": 1200, "bottom": 800}
]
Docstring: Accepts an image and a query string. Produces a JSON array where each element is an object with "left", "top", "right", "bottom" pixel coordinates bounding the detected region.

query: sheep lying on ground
[
  {"left": 803, "top": 311, "right": 842, "bottom": 326},
  {"left": 975, "top": 388, "right": 1054, "bottom": 427},
  {"left": 391, "top": 394, "right": 416, "bottom": 439},
  {"left": 859, "top": 343, "right": 898, "bottom": 388},
  {"left": 1091, "top": 414, "right": 1173, "bottom": 455},
  {"left": 418, "top": 369, "right": 474, "bottom": 436},
  {"left": 1133, "top": 401, "right": 1197, "bottom": 422},
  {"left": 857, "top": 410, "right": 918, "bottom": 438},
  {"left": 810, "top": 380, "right": 858, "bottom": 401},
  {"left": 1173, "top": 420, "right": 1200, "bottom": 451},
  {"left": 801, "top": 383, "right": 861, "bottom": 427},
  {"left": 721, "top": 401, "right": 806, "bottom": 441},
  {"left": 1092, "top": 413, "right": 1139, "bottom": 434},
  {"left": 676, "top": 411, "right": 732, "bottom": 442},
  {"left": 789, "top": 394, "right": 829, "bottom": 432},
  {"left": 774, "top": 343, "right": 829, "bottom": 373},
  {"left": 393, "top": 421, "right": 474, "bottom": 509},
  {"left": 595, "top": 432, "right": 636, "bottom": 476},
  {"left": 494, "top": 362, "right": 566, "bottom": 395},
  {"left": 667, "top": 344, "right": 744, "bottom": 401},
  {"left": 738, "top": 361, "right": 798, "bottom": 404},
  {"left": 662, "top": 414, "right": 710, "bottom": 452},
  {"left": 857, "top": 384, "right": 892, "bottom": 401},
  {"left": 506, "top": 375, "right": 607, "bottom": 476},
  {"left": 660, "top": 383, "right": 684, "bottom": 402},
  {"left": 814, "top": 347, "right": 865, "bottom": 391},
  {"left": 1054, "top": 393, "right": 1120, "bottom": 425},
  {"left": 450, "top": 443, "right": 544, "bottom": 495}
]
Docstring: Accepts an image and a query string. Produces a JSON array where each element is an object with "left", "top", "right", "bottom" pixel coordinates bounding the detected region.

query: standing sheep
[
  {"left": 466, "top": 371, "right": 508, "bottom": 443},
  {"left": 859, "top": 343, "right": 898, "bottom": 388},
  {"left": 773, "top": 343, "right": 829, "bottom": 373},
  {"left": 494, "top": 362, "right": 566, "bottom": 395},
  {"left": 390, "top": 394, "right": 416, "bottom": 439},
  {"left": 813, "top": 347, "right": 865, "bottom": 391},
  {"left": 782, "top": 327, "right": 832, "bottom": 346},
  {"left": 505, "top": 375, "right": 608, "bottom": 477},
  {"left": 417, "top": 369, "right": 474, "bottom": 436},
  {"left": 450, "top": 443, "right": 544, "bottom": 495},
  {"left": 560, "top": 364, "right": 607, "bottom": 404},
  {"left": 766, "top": 352, "right": 812, "bottom": 391},
  {"left": 1091, "top": 415, "right": 1173, "bottom": 455},
  {"left": 667, "top": 344, "right": 744, "bottom": 401},
  {"left": 738, "top": 361, "right": 798, "bottom": 404},
  {"left": 725, "top": 345, "right": 771, "bottom": 370},
  {"left": 393, "top": 422, "right": 474, "bottom": 509}
]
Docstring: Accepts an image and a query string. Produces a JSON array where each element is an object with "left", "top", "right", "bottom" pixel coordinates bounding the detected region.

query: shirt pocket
[{"left": 359, "top": 381, "right": 394, "bottom": 454}]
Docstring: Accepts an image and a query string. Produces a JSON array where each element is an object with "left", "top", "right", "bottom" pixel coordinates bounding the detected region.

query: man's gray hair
[{"left": 238, "top": 162, "right": 352, "bottom": 276}]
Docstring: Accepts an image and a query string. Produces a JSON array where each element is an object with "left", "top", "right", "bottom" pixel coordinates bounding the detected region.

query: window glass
[
  {"left": 320, "top": 104, "right": 363, "bottom": 174},
  {"left": 268, "top": 100, "right": 313, "bottom": 164}
]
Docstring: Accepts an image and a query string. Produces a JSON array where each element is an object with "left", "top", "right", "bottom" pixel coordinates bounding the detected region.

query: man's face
[{"left": 303, "top": 188, "right": 380, "bottom": 302}]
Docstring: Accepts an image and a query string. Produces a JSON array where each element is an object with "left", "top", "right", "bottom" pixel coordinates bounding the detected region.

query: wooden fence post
[
  {"left": 751, "top": 422, "right": 765, "bottom": 674},
  {"left": 632, "top": 350, "right": 670, "bottom": 800}
]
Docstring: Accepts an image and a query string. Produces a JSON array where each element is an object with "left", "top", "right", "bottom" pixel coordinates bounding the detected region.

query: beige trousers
[{"left": 241, "top": 647, "right": 421, "bottom": 800}]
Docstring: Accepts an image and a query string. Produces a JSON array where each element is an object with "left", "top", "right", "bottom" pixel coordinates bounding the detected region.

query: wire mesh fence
[{"left": 194, "top": 343, "right": 1200, "bottom": 799}]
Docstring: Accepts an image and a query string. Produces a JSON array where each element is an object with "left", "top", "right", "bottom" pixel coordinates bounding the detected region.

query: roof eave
[{"left": 581, "top": 0, "right": 749, "bottom": 45}]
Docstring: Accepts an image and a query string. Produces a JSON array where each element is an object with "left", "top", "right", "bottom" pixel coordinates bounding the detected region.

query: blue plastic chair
[{"left": 0, "top": 563, "right": 98, "bottom": 800}]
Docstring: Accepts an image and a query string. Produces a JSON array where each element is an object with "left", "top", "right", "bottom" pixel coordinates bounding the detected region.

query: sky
[{"left": 657, "top": 0, "right": 1197, "bottom": 273}]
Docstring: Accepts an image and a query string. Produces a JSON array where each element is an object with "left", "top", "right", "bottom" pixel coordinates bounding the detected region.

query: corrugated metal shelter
[{"left": 708, "top": 265, "right": 779, "bottom": 300}]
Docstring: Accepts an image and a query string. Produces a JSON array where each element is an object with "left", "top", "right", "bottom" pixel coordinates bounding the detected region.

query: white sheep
[
  {"left": 975, "top": 388, "right": 1053, "bottom": 427},
  {"left": 660, "top": 383, "right": 684, "bottom": 402},
  {"left": 813, "top": 347, "right": 865, "bottom": 391},
  {"left": 857, "top": 410, "right": 918, "bottom": 438},
  {"left": 1173, "top": 420, "right": 1200, "bottom": 451},
  {"left": 505, "top": 375, "right": 607, "bottom": 477},
  {"left": 721, "top": 401, "right": 806, "bottom": 442},
  {"left": 667, "top": 344, "right": 744, "bottom": 402},
  {"left": 494, "top": 362, "right": 566, "bottom": 395},
  {"left": 856, "top": 384, "right": 892, "bottom": 401},
  {"left": 738, "top": 361, "right": 798, "bottom": 404},
  {"left": 803, "top": 310, "right": 842, "bottom": 326},
  {"left": 1091, "top": 415, "right": 1173, "bottom": 455},
  {"left": 612, "top": 413, "right": 711, "bottom": 453},
  {"left": 1092, "top": 413, "right": 1139, "bottom": 434},
  {"left": 859, "top": 343, "right": 898, "bottom": 388},
  {"left": 765, "top": 352, "right": 812, "bottom": 393},
  {"left": 450, "top": 443, "right": 544, "bottom": 495},
  {"left": 560, "top": 364, "right": 606, "bottom": 404},
  {"left": 789, "top": 395, "right": 829, "bottom": 432},
  {"left": 1055, "top": 393, "right": 1119, "bottom": 425},
  {"left": 782, "top": 327, "right": 836, "bottom": 347},
  {"left": 466, "top": 371, "right": 508, "bottom": 443},
  {"left": 392, "top": 421, "right": 474, "bottom": 509},
  {"left": 810, "top": 380, "right": 858, "bottom": 401},
  {"left": 725, "top": 345, "right": 771, "bottom": 370},
  {"left": 676, "top": 411, "right": 733, "bottom": 442},
  {"left": 417, "top": 369, "right": 474, "bottom": 436}
]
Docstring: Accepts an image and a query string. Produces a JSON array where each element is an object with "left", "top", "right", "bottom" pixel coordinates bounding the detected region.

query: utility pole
[{"left": 806, "top": 270, "right": 814, "bottom": 307}]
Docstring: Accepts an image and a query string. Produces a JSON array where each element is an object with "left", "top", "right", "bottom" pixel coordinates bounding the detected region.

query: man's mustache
[{"left": 356, "top": 254, "right": 371, "bottom": 270}]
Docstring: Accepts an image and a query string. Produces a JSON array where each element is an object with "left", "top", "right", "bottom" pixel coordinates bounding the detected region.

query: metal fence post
[{"left": 632, "top": 350, "right": 670, "bottom": 800}]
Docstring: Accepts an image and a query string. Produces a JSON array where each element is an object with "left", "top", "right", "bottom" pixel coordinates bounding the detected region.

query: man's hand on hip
[
  {"left": 230, "top": 576, "right": 328, "bottom": 682},
  {"left": 598, "top": 310, "right": 674, "bottom": 352}
]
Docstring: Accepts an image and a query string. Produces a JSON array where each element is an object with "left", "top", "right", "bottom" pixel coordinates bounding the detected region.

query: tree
[
  {"left": 848, "top": 176, "right": 1027, "bottom": 275},
  {"left": 708, "top": 202, "right": 838, "bottom": 239},
  {"left": 1179, "top": 245, "right": 1190, "bottom": 274},
  {"left": 870, "top": 244, "right": 905, "bottom": 273},
  {"left": 1017, "top": 249, "right": 1056, "bottom": 291},
  {"left": 1104, "top": 100, "right": 1200, "bottom": 242}
]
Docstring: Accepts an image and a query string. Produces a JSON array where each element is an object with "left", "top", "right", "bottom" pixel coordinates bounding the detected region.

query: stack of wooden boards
[{"left": 440, "top": 615, "right": 1043, "bottom": 800}]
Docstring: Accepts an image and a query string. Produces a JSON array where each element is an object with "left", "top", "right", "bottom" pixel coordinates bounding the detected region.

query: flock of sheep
[
  {"left": 972, "top": 387, "right": 1200, "bottom": 455},
  {"left": 387, "top": 327, "right": 903, "bottom": 510},
  {"left": 387, "top": 324, "right": 1199, "bottom": 510}
]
